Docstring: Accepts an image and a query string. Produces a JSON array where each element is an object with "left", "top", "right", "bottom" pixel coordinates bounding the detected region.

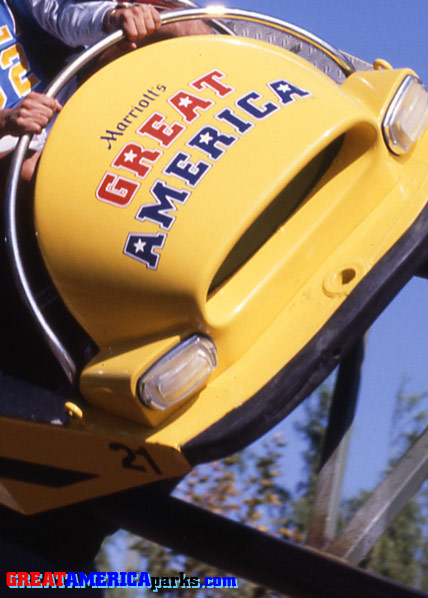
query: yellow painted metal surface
[
  {"left": 29, "top": 33, "right": 428, "bottom": 510},
  {"left": 0, "top": 407, "right": 191, "bottom": 514}
]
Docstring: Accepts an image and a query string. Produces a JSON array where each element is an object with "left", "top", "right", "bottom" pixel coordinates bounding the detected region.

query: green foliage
[{"left": 98, "top": 380, "right": 428, "bottom": 595}]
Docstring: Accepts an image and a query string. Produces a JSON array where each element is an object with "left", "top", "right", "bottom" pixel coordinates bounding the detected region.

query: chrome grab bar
[{"left": 4, "top": 7, "right": 355, "bottom": 384}]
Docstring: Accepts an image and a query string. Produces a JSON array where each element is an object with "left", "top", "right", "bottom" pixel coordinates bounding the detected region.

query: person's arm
[
  {"left": 24, "top": 0, "right": 161, "bottom": 47},
  {"left": 0, "top": 92, "right": 62, "bottom": 138}
]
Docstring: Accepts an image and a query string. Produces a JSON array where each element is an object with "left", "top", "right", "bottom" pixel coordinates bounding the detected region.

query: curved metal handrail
[{"left": 4, "top": 7, "right": 355, "bottom": 384}]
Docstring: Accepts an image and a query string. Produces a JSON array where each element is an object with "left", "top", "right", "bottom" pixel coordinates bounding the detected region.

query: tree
[
  {"left": 97, "top": 381, "right": 428, "bottom": 595},
  {"left": 347, "top": 381, "right": 428, "bottom": 588}
]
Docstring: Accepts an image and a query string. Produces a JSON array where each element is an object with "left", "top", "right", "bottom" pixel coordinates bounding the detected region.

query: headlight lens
[
  {"left": 383, "top": 75, "right": 428, "bottom": 155},
  {"left": 138, "top": 335, "right": 217, "bottom": 410}
]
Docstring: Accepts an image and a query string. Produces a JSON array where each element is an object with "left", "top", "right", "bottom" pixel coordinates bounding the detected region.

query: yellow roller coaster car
[{"left": 2, "top": 6, "right": 428, "bottom": 514}]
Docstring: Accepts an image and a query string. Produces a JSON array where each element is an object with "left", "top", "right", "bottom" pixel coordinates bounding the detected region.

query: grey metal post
[
  {"left": 306, "top": 337, "right": 365, "bottom": 548},
  {"left": 326, "top": 422, "right": 428, "bottom": 565}
]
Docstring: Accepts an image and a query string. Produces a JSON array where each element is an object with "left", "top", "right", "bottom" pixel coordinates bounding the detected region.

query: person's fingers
[
  {"left": 121, "top": 12, "right": 140, "bottom": 41},
  {"left": 112, "top": 5, "right": 161, "bottom": 42},
  {"left": 16, "top": 111, "right": 48, "bottom": 133},
  {"left": 8, "top": 93, "right": 62, "bottom": 135},
  {"left": 20, "top": 104, "right": 53, "bottom": 127},
  {"left": 23, "top": 92, "right": 59, "bottom": 112},
  {"left": 136, "top": 5, "right": 161, "bottom": 36}
]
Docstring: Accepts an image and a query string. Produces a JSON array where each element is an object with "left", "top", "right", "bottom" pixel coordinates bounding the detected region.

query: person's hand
[
  {"left": 156, "top": 19, "right": 213, "bottom": 40},
  {"left": 104, "top": 4, "right": 161, "bottom": 49},
  {"left": 0, "top": 92, "right": 62, "bottom": 137}
]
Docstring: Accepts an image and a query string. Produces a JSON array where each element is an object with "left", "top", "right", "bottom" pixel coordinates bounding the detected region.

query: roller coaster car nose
[{"left": 33, "top": 33, "right": 428, "bottom": 477}]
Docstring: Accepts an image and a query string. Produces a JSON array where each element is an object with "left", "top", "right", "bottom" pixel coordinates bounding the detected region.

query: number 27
[{"left": 109, "top": 442, "right": 163, "bottom": 475}]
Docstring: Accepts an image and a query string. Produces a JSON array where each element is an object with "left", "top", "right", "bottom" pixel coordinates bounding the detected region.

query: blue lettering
[
  {"left": 188, "top": 125, "right": 237, "bottom": 160},
  {"left": 124, "top": 232, "right": 166, "bottom": 269},
  {"left": 268, "top": 79, "right": 310, "bottom": 104},
  {"left": 236, "top": 91, "right": 279, "bottom": 119},
  {"left": 107, "top": 572, "right": 119, "bottom": 587},
  {"left": 164, "top": 151, "right": 210, "bottom": 187},
  {"left": 138, "top": 572, "right": 152, "bottom": 587},
  {"left": 76, "top": 573, "right": 97, "bottom": 588},
  {"left": 136, "top": 180, "right": 190, "bottom": 230},
  {"left": 216, "top": 107, "right": 253, "bottom": 134},
  {"left": 65, "top": 573, "right": 80, "bottom": 588}
]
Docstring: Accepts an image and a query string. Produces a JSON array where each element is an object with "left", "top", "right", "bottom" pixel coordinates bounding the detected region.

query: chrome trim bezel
[
  {"left": 382, "top": 74, "right": 428, "bottom": 156},
  {"left": 137, "top": 334, "right": 218, "bottom": 410}
]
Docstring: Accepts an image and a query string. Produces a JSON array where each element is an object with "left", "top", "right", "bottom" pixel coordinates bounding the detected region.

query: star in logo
[
  {"left": 277, "top": 83, "right": 291, "bottom": 94},
  {"left": 124, "top": 149, "right": 137, "bottom": 163},
  {"left": 199, "top": 132, "right": 213, "bottom": 145},
  {"left": 179, "top": 96, "right": 192, "bottom": 108},
  {"left": 134, "top": 239, "right": 146, "bottom": 253}
]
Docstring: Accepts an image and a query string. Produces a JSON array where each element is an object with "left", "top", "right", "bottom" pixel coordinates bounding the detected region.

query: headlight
[
  {"left": 383, "top": 75, "right": 428, "bottom": 155},
  {"left": 137, "top": 335, "right": 217, "bottom": 410}
]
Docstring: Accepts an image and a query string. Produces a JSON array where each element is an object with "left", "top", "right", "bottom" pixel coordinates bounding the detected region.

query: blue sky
[
  {"left": 195, "top": 0, "right": 428, "bottom": 497},
  {"left": 103, "top": 0, "right": 428, "bottom": 579}
]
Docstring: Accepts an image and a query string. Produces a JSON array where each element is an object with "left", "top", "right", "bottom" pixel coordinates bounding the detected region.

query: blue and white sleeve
[{"left": 23, "top": 0, "right": 115, "bottom": 47}]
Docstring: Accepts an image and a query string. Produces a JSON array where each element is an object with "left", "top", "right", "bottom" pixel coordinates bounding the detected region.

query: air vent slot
[{"left": 208, "top": 135, "right": 344, "bottom": 296}]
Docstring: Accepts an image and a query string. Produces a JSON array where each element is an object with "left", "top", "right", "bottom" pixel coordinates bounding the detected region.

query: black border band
[{"left": 183, "top": 201, "right": 428, "bottom": 464}]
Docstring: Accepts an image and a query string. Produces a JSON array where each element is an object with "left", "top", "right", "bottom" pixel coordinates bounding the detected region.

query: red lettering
[
  {"left": 96, "top": 172, "right": 140, "bottom": 207},
  {"left": 54, "top": 572, "right": 67, "bottom": 587},
  {"left": 112, "top": 142, "right": 162, "bottom": 179},
  {"left": 42, "top": 572, "right": 56, "bottom": 587},
  {"left": 168, "top": 90, "right": 213, "bottom": 123},
  {"left": 30, "top": 572, "right": 42, "bottom": 587},
  {"left": 137, "top": 111, "right": 185, "bottom": 147},
  {"left": 6, "top": 572, "right": 17, "bottom": 587},
  {"left": 17, "top": 572, "right": 30, "bottom": 587},
  {"left": 191, "top": 70, "right": 234, "bottom": 97}
]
